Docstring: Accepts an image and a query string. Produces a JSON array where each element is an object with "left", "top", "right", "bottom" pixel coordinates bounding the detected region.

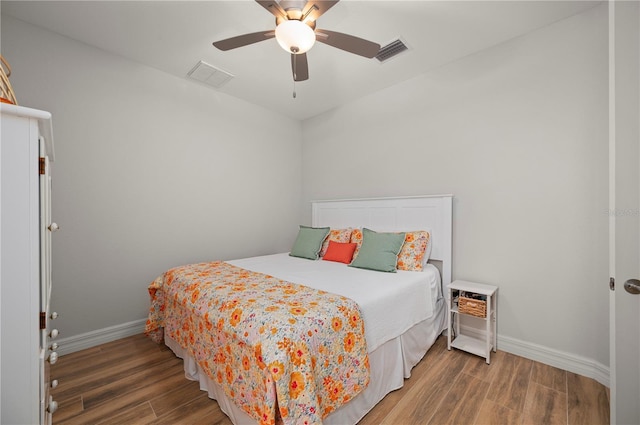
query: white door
[{"left": 610, "top": 1, "right": 640, "bottom": 424}]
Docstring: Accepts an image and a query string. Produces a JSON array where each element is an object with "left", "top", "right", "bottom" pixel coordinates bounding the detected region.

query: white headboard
[{"left": 312, "top": 195, "right": 453, "bottom": 286}]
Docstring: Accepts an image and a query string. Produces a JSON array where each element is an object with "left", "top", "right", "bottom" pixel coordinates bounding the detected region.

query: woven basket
[
  {"left": 458, "top": 296, "right": 486, "bottom": 318},
  {"left": 0, "top": 56, "right": 17, "bottom": 105}
]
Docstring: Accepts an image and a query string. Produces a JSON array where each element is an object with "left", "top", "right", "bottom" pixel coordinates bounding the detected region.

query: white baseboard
[
  {"left": 56, "top": 319, "right": 610, "bottom": 388},
  {"left": 56, "top": 319, "right": 147, "bottom": 356},
  {"left": 459, "top": 324, "right": 610, "bottom": 388}
]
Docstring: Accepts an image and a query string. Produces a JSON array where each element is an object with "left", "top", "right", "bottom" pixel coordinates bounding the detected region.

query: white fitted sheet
[{"left": 227, "top": 253, "right": 441, "bottom": 352}]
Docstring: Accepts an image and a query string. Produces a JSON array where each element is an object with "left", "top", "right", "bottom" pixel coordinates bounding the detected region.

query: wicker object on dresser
[{"left": 0, "top": 104, "right": 59, "bottom": 424}]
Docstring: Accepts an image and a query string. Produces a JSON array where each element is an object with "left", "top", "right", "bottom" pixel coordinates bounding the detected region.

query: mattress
[
  {"left": 167, "top": 301, "right": 446, "bottom": 425},
  {"left": 228, "top": 253, "right": 441, "bottom": 352},
  {"left": 159, "top": 253, "right": 446, "bottom": 424}
]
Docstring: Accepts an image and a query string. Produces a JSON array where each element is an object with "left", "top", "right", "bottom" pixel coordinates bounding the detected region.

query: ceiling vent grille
[
  {"left": 375, "top": 39, "right": 408, "bottom": 63},
  {"left": 187, "top": 61, "right": 234, "bottom": 89}
]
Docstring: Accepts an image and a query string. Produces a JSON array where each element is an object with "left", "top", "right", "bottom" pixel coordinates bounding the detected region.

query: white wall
[
  {"left": 302, "top": 5, "right": 610, "bottom": 370},
  {"left": 1, "top": 16, "right": 303, "bottom": 339}
]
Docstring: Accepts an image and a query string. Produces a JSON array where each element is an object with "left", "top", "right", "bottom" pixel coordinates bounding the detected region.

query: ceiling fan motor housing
[{"left": 279, "top": 0, "right": 308, "bottom": 15}]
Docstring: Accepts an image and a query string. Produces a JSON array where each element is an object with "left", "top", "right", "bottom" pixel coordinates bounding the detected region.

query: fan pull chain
[{"left": 292, "top": 49, "right": 298, "bottom": 99}]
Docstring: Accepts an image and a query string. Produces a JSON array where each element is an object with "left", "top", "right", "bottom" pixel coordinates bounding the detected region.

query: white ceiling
[{"left": 2, "top": 0, "right": 600, "bottom": 120}]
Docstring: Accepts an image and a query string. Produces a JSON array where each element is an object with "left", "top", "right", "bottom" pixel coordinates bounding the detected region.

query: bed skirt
[{"left": 165, "top": 298, "right": 446, "bottom": 425}]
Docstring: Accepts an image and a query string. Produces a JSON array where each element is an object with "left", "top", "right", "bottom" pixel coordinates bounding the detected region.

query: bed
[{"left": 145, "top": 195, "right": 453, "bottom": 425}]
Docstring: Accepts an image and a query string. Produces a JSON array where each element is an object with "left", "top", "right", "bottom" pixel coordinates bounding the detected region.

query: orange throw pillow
[{"left": 322, "top": 241, "right": 357, "bottom": 264}]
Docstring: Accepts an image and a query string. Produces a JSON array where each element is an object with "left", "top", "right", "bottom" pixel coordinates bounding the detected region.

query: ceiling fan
[{"left": 212, "top": 0, "right": 381, "bottom": 83}]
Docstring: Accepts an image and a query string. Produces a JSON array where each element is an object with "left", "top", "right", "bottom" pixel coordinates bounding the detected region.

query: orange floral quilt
[{"left": 145, "top": 261, "right": 370, "bottom": 424}]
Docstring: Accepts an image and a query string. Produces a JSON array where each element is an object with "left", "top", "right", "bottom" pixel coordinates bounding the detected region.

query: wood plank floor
[{"left": 52, "top": 334, "right": 609, "bottom": 424}]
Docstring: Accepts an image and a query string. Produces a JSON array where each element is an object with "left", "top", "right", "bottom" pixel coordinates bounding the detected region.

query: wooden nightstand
[{"left": 446, "top": 280, "right": 498, "bottom": 364}]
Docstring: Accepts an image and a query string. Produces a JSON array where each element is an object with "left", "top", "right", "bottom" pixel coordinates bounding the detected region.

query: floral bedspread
[{"left": 145, "top": 261, "right": 370, "bottom": 425}]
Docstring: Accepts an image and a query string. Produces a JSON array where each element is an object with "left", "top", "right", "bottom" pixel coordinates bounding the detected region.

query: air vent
[
  {"left": 375, "top": 39, "right": 408, "bottom": 63},
  {"left": 187, "top": 61, "right": 234, "bottom": 88}
]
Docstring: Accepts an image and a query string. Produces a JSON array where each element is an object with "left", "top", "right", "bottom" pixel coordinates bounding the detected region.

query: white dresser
[{"left": 1, "top": 104, "right": 59, "bottom": 424}]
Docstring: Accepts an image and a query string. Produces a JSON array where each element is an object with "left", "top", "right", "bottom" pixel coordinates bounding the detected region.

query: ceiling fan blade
[
  {"left": 213, "top": 31, "right": 275, "bottom": 51},
  {"left": 315, "top": 29, "right": 380, "bottom": 58},
  {"left": 291, "top": 53, "right": 309, "bottom": 81},
  {"left": 255, "top": 0, "right": 288, "bottom": 19},
  {"left": 301, "top": 0, "right": 339, "bottom": 22}
]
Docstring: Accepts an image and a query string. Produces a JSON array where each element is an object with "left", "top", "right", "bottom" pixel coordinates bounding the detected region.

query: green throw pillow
[
  {"left": 349, "top": 228, "right": 406, "bottom": 272},
  {"left": 289, "top": 225, "right": 330, "bottom": 260}
]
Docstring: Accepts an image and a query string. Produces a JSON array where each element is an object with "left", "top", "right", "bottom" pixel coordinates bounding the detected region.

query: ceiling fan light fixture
[{"left": 275, "top": 20, "right": 316, "bottom": 54}]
